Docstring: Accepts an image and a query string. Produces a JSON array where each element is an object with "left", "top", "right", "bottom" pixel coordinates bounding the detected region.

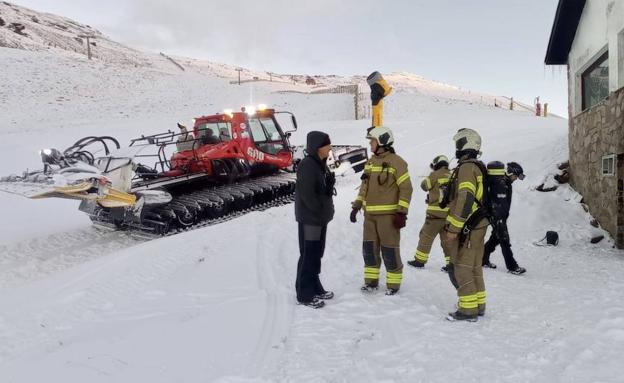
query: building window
[
  {"left": 602, "top": 154, "right": 616, "bottom": 176},
  {"left": 582, "top": 51, "right": 609, "bottom": 111}
]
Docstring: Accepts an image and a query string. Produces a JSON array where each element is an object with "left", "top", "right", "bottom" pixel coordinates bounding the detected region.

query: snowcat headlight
[
  {"left": 257, "top": 104, "right": 267, "bottom": 111},
  {"left": 39, "top": 148, "right": 63, "bottom": 165},
  {"left": 245, "top": 105, "right": 256, "bottom": 115},
  {"left": 223, "top": 108, "right": 233, "bottom": 117}
]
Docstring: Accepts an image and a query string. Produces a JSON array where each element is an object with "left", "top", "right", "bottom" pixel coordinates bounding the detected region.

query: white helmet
[
  {"left": 431, "top": 155, "right": 449, "bottom": 168},
  {"left": 453, "top": 128, "right": 481, "bottom": 153},
  {"left": 366, "top": 126, "right": 394, "bottom": 147}
]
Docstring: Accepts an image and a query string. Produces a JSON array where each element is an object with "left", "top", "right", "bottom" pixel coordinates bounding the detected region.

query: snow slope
[
  {"left": 0, "top": 1, "right": 540, "bottom": 111},
  {"left": 2, "top": 87, "right": 622, "bottom": 382},
  {"left": 0, "top": 4, "right": 622, "bottom": 382}
]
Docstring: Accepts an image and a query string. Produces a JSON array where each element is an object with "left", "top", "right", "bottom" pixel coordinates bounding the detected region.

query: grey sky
[{"left": 16, "top": 0, "right": 568, "bottom": 116}]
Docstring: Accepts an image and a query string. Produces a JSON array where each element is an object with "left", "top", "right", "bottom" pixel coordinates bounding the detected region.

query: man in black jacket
[
  {"left": 295, "top": 131, "right": 336, "bottom": 308},
  {"left": 482, "top": 162, "right": 526, "bottom": 275}
]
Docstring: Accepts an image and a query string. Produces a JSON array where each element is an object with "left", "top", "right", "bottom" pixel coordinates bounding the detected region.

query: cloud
[{"left": 104, "top": 0, "right": 409, "bottom": 73}]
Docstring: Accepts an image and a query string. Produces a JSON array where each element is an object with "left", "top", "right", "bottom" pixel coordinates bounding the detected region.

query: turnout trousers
[
  {"left": 443, "top": 220, "right": 487, "bottom": 316},
  {"left": 414, "top": 215, "right": 453, "bottom": 265},
  {"left": 362, "top": 214, "right": 403, "bottom": 290}
]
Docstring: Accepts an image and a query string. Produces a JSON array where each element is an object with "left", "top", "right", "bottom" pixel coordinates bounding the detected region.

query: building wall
[
  {"left": 569, "top": 86, "right": 624, "bottom": 247},
  {"left": 618, "top": 148, "right": 624, "bottom": 246},
  {"left": 568, "top": 0, "right": 624, "bottom": 116}
]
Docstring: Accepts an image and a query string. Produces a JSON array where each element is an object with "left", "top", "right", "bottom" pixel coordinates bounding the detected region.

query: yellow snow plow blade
[
  {"left": 29, "top": 181, "right": 136, "bottom": 207},
  {"left": 98, "top": 187, "right": 137, "bottom": 208}
]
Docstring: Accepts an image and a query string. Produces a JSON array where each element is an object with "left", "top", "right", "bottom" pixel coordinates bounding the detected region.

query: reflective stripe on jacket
[
  {"left": 352, "top": 151, "right": 413, "bottom": 215},
  {"left": 421, "top": 167, "right": 451, "bottom": 218},
  {"left": 446, "top": 160, "right": 484, "bottom": 233}
]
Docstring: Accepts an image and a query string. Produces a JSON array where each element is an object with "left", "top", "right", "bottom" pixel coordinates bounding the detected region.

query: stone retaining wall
[{"left": 569, "top": 86, "right": 624, "bottom": 247}]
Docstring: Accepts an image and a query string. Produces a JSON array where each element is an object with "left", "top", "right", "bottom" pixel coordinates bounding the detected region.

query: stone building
[{"left": 545, "top": 0, "right": 624, "bottom": 247}]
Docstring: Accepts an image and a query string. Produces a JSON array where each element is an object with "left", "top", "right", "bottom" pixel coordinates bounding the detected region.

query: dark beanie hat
[{"left": 306, "top": 131, "right": 331, "bottom": 153}]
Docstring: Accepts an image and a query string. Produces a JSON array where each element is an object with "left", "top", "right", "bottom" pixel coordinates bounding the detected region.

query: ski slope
[{"left": 1, "top": 10, "right": 623, "bottom": 381}]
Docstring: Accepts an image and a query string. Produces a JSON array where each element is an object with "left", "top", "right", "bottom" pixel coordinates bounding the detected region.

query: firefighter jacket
[
  {"left": 352, "top": 150, "right": 413, "bottom": 215},
  {"left": 421, "top": 167, "right": 451, "bottom": 218},
  {"left": 446, "top": 159, "right": 486, "bottom": 233}
]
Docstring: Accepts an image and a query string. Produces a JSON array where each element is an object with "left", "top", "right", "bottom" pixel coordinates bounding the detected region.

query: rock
[
  {"left": 554, "top": 171, "right": 570, "bottom": 184},
  {"left": 590, "top": 235, "right": 604, "bottom": 244},
  {"left": 8, "top": 22, "right": 26, "bottom": 35},
  {"left": 0, "top": 16, "right": 5, "bottom": 27},
  {"left": 50, "top": 22, "right": 68, "bottom": 31},
  {"left": 558, "top": 161, "right": 569, "bottom": 171},
  {"left": 581, "top": 203, "right": 589, "bottom": 212},
  {"left": 590, "top": 219, "right": 599, "bottom": 228}
]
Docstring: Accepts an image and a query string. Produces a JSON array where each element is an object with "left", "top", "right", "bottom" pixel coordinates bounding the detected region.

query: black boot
[
  {"left": 361, "top": 283, "right": 378, "bottom": 292},
  {"left": 298, "top": 297, "right": 325, "bottom": 309},
  {"left": 483, "top": 261, "right": 497, "bottom": 269},
  {"left": 446, "top": 310, "right": 478, "bottom": 322},
  {"left": 315, "top": 291, "right": 334, "bottom": 300},
  {"left": 407, "top": 259, "right": 425, "bottom": 268},
  {"left": 508, "top": 266, "right": 526, "bottom": 275}
]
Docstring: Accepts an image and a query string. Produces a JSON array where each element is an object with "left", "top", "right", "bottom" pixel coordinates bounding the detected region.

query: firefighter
[
  {"left": 350, "top": 126, "right": 413, "bottom": 295},
  {"left": 408, "top": 155, "right": 453, "bottom": 271},
  {"left": 294, "top": 131, "right": 336, "bottom": 309},
  {"left": 443, "top": 128, "right": 488, "bottom": 322},
  {"left": 482, "top": 161, "right": 527, "bottom": 275}
]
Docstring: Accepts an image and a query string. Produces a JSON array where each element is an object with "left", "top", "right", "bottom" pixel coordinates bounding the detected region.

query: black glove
[
  {"left": 393, "top": 213, "right": 407, "bottom": 229},
  {"left": 350, "top": 208, "right": 359, "bottom": 223}
]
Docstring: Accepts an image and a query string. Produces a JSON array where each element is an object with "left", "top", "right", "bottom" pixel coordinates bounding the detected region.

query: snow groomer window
[
  {"left": 248, "top": 117, "right": 285, "bottom": 155},
  {"left": 602, "top": 154, "right": 615, "bottom": 176},
  {"left": 197, "top": 122, "right": 232, "bottom": 143},
  {"left": 582, "top": 51, "right": 609, "bottom": 111}
]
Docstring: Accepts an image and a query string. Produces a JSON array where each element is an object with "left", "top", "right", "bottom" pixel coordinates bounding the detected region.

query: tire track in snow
[
  {"left": 246, "top": 212, "right": 295, "bottom": 377},
  {"left": 0, "top": 227, "right": 144, "bottom": 289},
  {"left": 0, "top": 235, "right": 194, "bottom": 365}
]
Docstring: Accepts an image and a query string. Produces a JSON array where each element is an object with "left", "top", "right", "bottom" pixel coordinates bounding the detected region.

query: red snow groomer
[{"left": 0, "top": 105, "right": 367, "bottom": 236}]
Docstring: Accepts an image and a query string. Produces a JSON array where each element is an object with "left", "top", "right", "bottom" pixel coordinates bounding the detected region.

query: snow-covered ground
[{"left": 1, "top": 4, "right": 623, "bottom": 381}]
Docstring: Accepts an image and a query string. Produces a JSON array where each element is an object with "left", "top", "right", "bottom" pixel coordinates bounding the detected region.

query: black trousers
[
  {"left": 296, "top": 223, "right": 327, "bottom": 303},
  {"left": 482, "top": 219, "right": 519, "bottom": 271}
]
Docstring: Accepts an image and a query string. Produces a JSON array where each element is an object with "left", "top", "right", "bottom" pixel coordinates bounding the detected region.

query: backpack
[
  {"left": 440, "top": 159, "right": 491, "bottom": 212},
  {"left": 440, "top": 159, "right": 501, "bottom": 243},
  {"left": 547, "top": 231, "right": 560, "bottom": 245},
  {"left": 534, "top": 231, "right": 559, "bottom": 247}
]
